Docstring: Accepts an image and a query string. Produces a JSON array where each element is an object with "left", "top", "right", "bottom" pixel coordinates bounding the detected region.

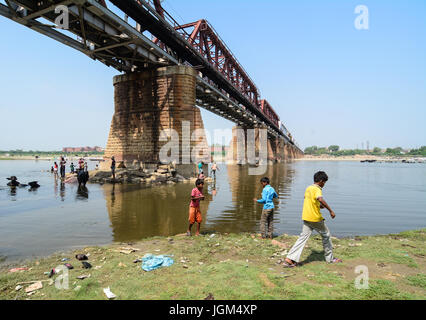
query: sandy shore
[
  {"left": 0, "top": 155, "right": 104, "bottom": 161},
  {"left": 297, "top": 155, "right": 425, "bottom": 162}
]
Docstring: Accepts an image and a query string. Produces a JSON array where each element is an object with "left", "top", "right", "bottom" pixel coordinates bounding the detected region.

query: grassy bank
[{"left": 0, "top": 229, "right": 425, "bottom": 300}]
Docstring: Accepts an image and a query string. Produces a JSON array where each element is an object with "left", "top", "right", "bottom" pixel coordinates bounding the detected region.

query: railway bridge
[{"left": 0, "top": 0, "right": 303, "bottom": 174}]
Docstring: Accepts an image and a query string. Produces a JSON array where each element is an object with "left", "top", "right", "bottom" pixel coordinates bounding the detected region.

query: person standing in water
[
  {"left": 78, "top": 158, "right": 84, "bottom": 171},
  {"left": 111, "top": 156, "right": 116, "bottom": 181},
  {"left": 53, "top": 162, "right": 58, "bottom": 178},
  {"left": 211, "top": 162, "right": 219, "bottom": 179},
  {"left": 60, "top": 157, "right": 66, "bottom": 179},
  {"left": 187, "top": 179, "right": 205, "bottom": 236}
]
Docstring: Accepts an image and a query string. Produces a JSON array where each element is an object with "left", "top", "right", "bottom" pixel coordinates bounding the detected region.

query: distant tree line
[
  {"left": 0, "top": 150, "right": 104, "bottom": 157},
  {"left": 304, "top": 146, "right": 426, "bottom": 157}
]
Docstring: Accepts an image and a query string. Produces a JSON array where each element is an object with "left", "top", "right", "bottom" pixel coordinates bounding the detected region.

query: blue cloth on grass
[{"left": 141, "top": 254, "right": 174, "bottom": 271}]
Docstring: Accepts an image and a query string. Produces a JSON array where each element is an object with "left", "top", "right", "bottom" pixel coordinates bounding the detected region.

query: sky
[{"left": 0, "top": 0, "right": 425, "bottom": 151}]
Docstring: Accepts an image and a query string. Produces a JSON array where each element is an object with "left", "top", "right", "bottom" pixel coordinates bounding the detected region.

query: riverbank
[
  {"left": 1, "top": 229, "right": 424, "bottom": 300},
  {"left": 298, "top": 155, "right": 426, "bottom": 162},
  {"left": 0, "top": 155, "right": 104, "bottom": 161}
]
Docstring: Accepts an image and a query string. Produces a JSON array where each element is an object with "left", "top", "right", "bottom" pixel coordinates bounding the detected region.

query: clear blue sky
[{"left": 0, "top": 0, "right": 425, "bottom": 151}]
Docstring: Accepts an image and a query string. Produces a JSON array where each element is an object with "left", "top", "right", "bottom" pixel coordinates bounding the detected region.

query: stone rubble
[{"left": 88, "top": 165, "right": 201, "bottom": 185}]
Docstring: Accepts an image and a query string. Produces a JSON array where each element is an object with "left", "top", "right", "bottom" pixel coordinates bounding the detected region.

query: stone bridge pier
[
  {"left": 101, "top": 65, "right": 209, "bottom": 177},
  {"left": 229, "top": 125, "right": 303, "bottom": 164}
]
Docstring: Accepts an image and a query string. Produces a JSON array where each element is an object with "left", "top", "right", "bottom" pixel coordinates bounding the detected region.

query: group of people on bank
[
  {"left": 187, "top": 169, "right": 342, "bottom": 267},
  {"left": 106, "top": 156, "right": 342, "bottom": 266},
  {"left": 51, "top": 157, "right": 90, "bottom": 179}
]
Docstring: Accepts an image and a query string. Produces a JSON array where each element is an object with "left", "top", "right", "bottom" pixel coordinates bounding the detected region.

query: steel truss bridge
[{"left": 0, "top": 0, "right": 299, "bottom": 147}]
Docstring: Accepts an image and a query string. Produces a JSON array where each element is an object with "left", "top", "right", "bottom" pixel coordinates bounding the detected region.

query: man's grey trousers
[{"left": 287, "top": 220, "right": 335, "bottom": 263}]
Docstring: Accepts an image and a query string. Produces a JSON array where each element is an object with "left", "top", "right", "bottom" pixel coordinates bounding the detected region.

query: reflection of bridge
[
  {"left": 103, "top": 183, "right": 212, "bottom": 241},
  {"left": 101, "top": 164, "right": 295, "bottom": 239},
  {"left": 1, "top": 0, "right": 303, "bottom": 171}
]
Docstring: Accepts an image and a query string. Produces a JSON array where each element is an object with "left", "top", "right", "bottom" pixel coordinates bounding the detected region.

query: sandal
[
  {"left": 186, "top": 231, "right": 191, "bottom": 237},
  {"left": 329, "top": 258, "right": 343, "bottom": 264},
  {"left": 282, "top": 261, "right": 298, "bottom": 268}
]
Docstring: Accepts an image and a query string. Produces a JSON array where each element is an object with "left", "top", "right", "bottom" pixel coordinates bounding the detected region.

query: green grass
[
  {"left": 406, "top": 274, "right": 426, "bottom": 289},
  {"left": 0, "top": 229, "right": 425, "bottom": 300}
]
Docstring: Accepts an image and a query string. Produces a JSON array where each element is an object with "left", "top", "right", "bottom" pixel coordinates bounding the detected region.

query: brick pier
[
  {"left": 229, "top": 126, "right": 303, "bottom": 164},
  {"left": 102, "top": 65, "right": 209, "bottom": 177}
]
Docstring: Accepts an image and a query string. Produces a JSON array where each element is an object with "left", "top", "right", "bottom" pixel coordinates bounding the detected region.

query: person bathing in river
[
  {"left": 53, "top": 162, "right": 58, "bottom": 177},
  {"left": 211, "top": 162, "right": 219, "bottom": 179},
  {"left": 78, "top": 158, "right": 84, "bottom": 170},
  {"left": 254, "top": 177, "right": 278, "bottom": 239},
  {"left": 111, "top": 156, "right": 116, "bottom": 181},
  {"left": 187, "top": 179, "right": 205, "bottom": 236},
  {"left": 198, "top": 171, "right": 205, "bottom": 180},
  {"left": 283, "top": 171, "right": 342, "bottom": 267},
  {"left": 60, "top": 156, "right": 66, "bottom": 179}
]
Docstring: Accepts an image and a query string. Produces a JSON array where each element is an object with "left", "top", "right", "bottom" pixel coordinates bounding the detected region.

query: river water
[{"left": 0, "top": 160, "right": 425, "bottom": 263}]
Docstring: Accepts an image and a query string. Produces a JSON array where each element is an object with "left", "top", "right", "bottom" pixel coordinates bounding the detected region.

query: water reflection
[
  {"left": 103, "top": 183, "right": 212, "bottom": 242},
  {"left": 60, "top": 181, "right": 65, "bottom": 201},
  {"left": 209, "top": 164, "right": 296, "bottom": 233},
  {"left": 9, "top": 186, "right": 17, "bottom": 199},
  {"left": 101, "top": 164, "right": 296, "bottom": 241},
  {"left": 76, "top": 185, "right": 89, "bottom": 200},
  {"left": 1, "top": 160, "right": 426, "bottom": 263}
]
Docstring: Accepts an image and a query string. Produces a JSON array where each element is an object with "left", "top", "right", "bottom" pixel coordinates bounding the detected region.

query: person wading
[{"left": 111, "top": 156, "right": 116, "bottom": 181}]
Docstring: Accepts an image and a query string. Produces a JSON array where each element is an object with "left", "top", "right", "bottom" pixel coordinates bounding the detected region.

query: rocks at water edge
[{"left": 88, "top": 165, "right": 204, "bottom": 185}]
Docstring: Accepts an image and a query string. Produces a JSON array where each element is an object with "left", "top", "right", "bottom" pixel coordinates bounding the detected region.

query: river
[{"left": 0, "top": 160, "right": 425, "bottom": 263}]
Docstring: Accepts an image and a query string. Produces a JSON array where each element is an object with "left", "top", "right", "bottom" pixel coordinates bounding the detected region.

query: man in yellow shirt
[{"left": 283, "top": 171, "right": 342, "bottom": 267}]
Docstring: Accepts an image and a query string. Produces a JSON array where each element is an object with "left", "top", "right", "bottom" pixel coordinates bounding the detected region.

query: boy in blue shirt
[{"left": 254, "top": 177, "right": 278, "bottom": 239}]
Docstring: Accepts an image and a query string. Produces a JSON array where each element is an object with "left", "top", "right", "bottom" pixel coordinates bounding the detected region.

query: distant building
[
  {"left": 62, "top": 146, "right": 103, "bottom": 153},
  {"left": 210, "top": 145, "right": 230, "bottom": 154}
]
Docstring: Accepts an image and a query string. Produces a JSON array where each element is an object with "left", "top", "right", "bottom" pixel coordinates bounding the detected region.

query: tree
[
  {"left": 386, "top": 147, "right": 403, "bottom": 155},
  {"left": 328, "top": 145, "right": 340, "bottom": 153},
  {"left": 372, "top": 147, "right": 382, "bottom": 154},
  {"left": 304, "top": 146, "right": 318, "bottom": 155}
]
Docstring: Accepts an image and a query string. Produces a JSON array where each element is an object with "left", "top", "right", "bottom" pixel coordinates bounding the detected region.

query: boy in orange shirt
[{"left": 187, "top": 179, "right": 205, "bottom": 236}]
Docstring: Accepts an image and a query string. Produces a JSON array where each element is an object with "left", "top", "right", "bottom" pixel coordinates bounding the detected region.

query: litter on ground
[
  {"left": 103, "top": 287, "right": 116, "bottom": 299},
  {"left": 142, "top": 254, "right": 174, "bottom": 272},
  {"left": 9, "top": 267, "right": 29, "bottom": 273},
  {"left": 25, "top": 281, "right": 43, "bottom": 293}
]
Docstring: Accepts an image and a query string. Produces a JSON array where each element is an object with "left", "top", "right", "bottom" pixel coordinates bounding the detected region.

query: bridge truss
[{"left": 0, "top": 0, "right": 299, "bottom": 146}]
